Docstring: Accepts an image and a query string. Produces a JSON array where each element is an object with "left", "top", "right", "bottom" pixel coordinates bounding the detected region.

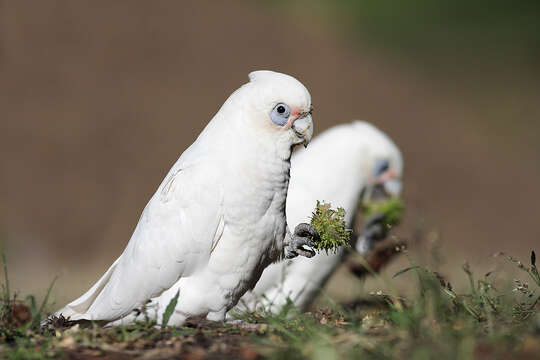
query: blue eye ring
[
  {"left": 270, "top": 103, "right": 291, "bottom": 126},
  {"left": 374, "top": 160, "right": 390, "bottom": 176}
]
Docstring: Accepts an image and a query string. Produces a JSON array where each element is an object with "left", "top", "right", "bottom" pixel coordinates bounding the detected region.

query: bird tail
[{"left": 44, "top": 258, "right": 120, "bottom": 324}]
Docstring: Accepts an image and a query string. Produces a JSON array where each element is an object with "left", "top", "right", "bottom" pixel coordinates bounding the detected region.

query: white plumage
[
  {"left": 235, "top": 121, "right": 403, "bottom": 314},
  {"left": 50, "top": 70, "right": 315, "bottom": 326}
]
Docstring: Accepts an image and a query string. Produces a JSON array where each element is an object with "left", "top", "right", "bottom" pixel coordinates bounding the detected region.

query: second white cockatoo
[
  {"left": 235, "top": 121, "right": 403, "bottom": 315},
  {"left": 46, "top": 70, "right": 320, "bottom": 327}
]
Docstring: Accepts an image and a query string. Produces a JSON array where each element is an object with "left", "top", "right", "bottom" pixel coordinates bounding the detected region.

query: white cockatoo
[
  {"left": 234, "top": 121, "right": 403, "bottom": 315},
  {"left": 48, "top": 71, "right": 320, "bottom": 327}
]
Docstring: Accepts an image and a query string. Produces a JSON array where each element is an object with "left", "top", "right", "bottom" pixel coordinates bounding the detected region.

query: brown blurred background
[{"left": 1, "top": 0, "right": 539, "bottom": 305}]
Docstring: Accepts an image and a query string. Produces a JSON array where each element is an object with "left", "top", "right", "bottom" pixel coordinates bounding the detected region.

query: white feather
[
  {"left": 237, "top": 121, "right": 404, "bottom": 314},
  {"left": 51, "top": 70, "right": 314, "bottom": 326}
]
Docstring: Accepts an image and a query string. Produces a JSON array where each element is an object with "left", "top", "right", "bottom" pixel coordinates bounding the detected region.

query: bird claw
[
  {"left": 285, "top": 223, "right": 320, "bottom": 259},
  {"left": 356, "top": 212, "right": 388, "bottom": 254}
]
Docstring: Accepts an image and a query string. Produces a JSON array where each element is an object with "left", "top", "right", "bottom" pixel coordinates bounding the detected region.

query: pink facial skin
[
  {"left": 374, "top": 169, "right": 397, "bottom": 184},
  {"left": 284, "top": 107, "right": 308, "bottom": 130}
]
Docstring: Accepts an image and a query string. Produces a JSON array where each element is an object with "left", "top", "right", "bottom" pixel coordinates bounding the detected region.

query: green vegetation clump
[
  {"left": 310, "top": 201, "right": 352, "bottom": 253},
  {"left": 1, "top": 246, "right": 539, "bottom": 359},
  {"left": 363, "top": 198, "right": 404, "bottom": 226}
]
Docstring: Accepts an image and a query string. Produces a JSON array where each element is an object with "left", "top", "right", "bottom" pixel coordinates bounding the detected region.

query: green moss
[
  {"left": 310, "top": 201, "right": 352, "bottom": 253},
  {"left": 363, "top": 198, "right": 404, "bottom": 226}
]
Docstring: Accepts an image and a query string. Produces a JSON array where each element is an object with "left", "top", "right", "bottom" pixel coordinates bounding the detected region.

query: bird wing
[{"left": 57, "top": 159, "right": 225, "bottom": 322}]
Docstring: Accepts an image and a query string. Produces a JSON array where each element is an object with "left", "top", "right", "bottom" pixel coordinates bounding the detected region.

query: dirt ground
[{"left": 1, "top": 1, "right": 539, "bottom": 305}]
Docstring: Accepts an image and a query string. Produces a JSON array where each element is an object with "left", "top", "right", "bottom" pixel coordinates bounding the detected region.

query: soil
[{"left": 0, "top": 0, "right": 539, "bottom": 302}]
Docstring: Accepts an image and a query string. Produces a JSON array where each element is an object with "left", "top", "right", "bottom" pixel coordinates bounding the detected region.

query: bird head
[
  {"left": 231, "top": 71, "right": 313, "bottom": 155},
  {"left": 352, "top": 121, "right": 403, "bottom": 202}
]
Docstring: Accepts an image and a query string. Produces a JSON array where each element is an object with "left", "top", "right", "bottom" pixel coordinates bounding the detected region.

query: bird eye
[
  {"left": 374, "top": 160, "right": 390, "bottom": 176},
  {"left": 270, "top": 103, "right": 291, "bottom": 126}
]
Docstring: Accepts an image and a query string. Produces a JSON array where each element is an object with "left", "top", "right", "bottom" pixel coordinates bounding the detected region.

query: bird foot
[
  {"left": 286, "top": 223, "right": 320, "bottom": 259},
  {"left": 356, "top": 213, "right": 388, "bottom": 254}
]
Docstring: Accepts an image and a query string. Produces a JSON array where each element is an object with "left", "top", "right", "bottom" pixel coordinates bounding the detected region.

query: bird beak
[
  {"left": 374, "top": 169, "right": 402, "bottom": 198},
  {"left": 364, "top": 170, "right": 402, "bottom": 202},
  {"left": 382, "top": 178, "right": 402, "bottom": 198},
  {"left": 291, "top": 114, "right": 313, "bottom": 148}
]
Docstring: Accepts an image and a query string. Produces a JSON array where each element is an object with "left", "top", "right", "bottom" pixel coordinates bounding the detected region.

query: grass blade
[
  {"left": 462, "top": 262, "right": 476, "bottom": 296},
  {"left": 392, "top": 266, "right": 420, "bottom": 279},
  {"left": 1, "top": 249, "right": 11, "bottom": 324},
  {"left": 161, "top": 290, "right": 179, "bottom": 329},
  {"left": 32, "top": 276, "right": 58, "bottom": 328}
]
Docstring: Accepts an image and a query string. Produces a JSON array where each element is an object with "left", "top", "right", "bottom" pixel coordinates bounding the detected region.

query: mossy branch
[{"left": 310, "top": 201, "right": 352, "bottom": 254}]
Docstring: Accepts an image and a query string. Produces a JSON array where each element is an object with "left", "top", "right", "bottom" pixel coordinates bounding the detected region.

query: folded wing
[{"left": 56, "top": 161, "right": 224, "bottom": 322}]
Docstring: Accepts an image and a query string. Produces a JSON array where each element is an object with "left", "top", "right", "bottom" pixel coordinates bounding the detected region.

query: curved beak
[
  {"left": 382, "top": 178, "right": 402, "bottom": 197},
  {"left": 374, "top": 169, "right": 402, "bottom": 198},
  {"left": 291, "top": 114, "right": 313, "bottom": 148},
  {"left": 364, "top": 170, "right": 402, "bottom": 202}
]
